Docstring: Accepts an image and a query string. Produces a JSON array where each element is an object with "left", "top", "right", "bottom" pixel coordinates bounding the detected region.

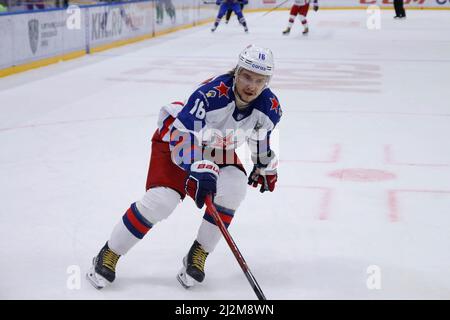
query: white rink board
[
  {"left": 1, "top": 10, "right": 85, "bottom": 67},
  {"left": 0, "top": 16, "right": 13, "bottom": 69},
  {"left": 0, "top": 1, "right": 217, "bottom": 72}
]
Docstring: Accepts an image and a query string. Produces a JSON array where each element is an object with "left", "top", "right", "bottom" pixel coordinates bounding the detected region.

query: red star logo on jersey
[
  {"left": 214, "top": 82, "right": 230, "bottom": 99},
  {"left": 270, "top": 97, "right": 280, "bottom": 113}
]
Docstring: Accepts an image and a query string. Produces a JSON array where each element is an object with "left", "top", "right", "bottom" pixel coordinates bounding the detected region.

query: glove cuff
[
  {"left": 190, "top": 160, "right": 220, "bottom": 178},
  {"left": 251, "top": 150, "right": 278, "bottom": 169}
]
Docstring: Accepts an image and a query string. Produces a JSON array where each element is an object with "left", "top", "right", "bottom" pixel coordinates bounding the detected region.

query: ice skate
[
  {"left": 177, "top": 240, "right": 209, "bottom": 289},
  {"left": 211, "top": 26, "right": 217, "bottom": 32},
  {"left": 244, "top": 26, "right": 249, "bottom": 33},
  {"left": 302, "top": 27, "right": 309, "bottom": 35},
  {"left": 282, "top": 27, "right": 291, "bottom": 35},
  {"left": 86, "top": 242, "right": 121, "bottom": 289},
  {"left": 177, "top": 256, "right": 196, "bottom": 288}
]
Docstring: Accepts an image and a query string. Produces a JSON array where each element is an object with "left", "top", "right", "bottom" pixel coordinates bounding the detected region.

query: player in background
[
  {"left": 87, "top": 44, "right": 282, "bottom": 290},
  {"left": 282, "top": 0, "right": 319, "bottom": 36},
  {"left": 225, "top": 0, "right": 246, "bottom": 24},
  {"left": 212, "top": 0, "right": 249, "bottom": 33}
]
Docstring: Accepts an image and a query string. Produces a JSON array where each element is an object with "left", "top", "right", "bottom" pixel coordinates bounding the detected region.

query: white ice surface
[{"left": 1, "top": 10, "right": 450, "bottom": 300}]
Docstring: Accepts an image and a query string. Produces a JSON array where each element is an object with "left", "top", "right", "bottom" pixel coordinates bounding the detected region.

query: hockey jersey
[{"left": 157, "top": 73, "right": 282, "bottom": 171}]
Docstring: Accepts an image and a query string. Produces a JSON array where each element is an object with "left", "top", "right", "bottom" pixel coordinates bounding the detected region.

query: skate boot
[
  {"left": 177, "top": 240, "right": 209, "bottom": 288},
  {"left": 86, "top": 242, "right": 121, "bottom": 289},
  {"left": 282, "top": 27, "right": 291, "bottom": 35},
  {"left": 211, "top": 25, "right": 217, "bottom": 32},
  {"left": 244, "top": 26, "right": 249, "bottom": 33},
  {"left": 302, "top": 27, "right": 309, "bottom": 35}
]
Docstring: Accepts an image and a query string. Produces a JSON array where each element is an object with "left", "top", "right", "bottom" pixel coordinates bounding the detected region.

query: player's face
[{"left": 235, "top": 69, "right": 269, "bottom": 104}]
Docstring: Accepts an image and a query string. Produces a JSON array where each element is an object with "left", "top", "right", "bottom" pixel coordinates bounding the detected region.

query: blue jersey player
[
  {"left": 212, "top": 0, "right": 249, "bottom": 33},
  {"left": 87, "top": 45, "right": 282, "bottom": 290}
]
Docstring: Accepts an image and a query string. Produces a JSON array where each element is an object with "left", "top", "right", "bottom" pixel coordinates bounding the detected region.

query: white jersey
[
  {"left": 157, "top": 74, "right": 281, "bottom": 150},
  {"left": 156, "top": 73, "right": 282, "bottom": 170}
]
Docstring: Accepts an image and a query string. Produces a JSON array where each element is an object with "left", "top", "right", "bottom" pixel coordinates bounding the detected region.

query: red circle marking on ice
[{"left": 328, "top": 168, "right": 396, "bottom": 182}]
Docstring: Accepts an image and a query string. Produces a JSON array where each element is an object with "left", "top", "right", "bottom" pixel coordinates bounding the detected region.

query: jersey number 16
[{"left": 189, "top": 98, "right": 206, "bottom": 120}]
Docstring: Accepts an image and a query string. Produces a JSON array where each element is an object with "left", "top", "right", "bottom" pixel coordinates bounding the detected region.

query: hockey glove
[
  {"left": 186, "top": 160, "right": 220, "bottom": 209},
  {"left": 248, "top": 151, "right": 278, "bottom": 193}
]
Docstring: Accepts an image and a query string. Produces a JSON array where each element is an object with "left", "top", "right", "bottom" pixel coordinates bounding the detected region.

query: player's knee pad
[
  {"left": 215, "top": 166, "right": 247, "bottom": 210},
  {"left": 136, "top": 187, "right": 181, "bottom": 225}
]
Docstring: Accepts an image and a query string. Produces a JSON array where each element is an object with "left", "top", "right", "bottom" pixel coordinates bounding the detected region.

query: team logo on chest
[
  {"left": 214, "top": 82, "right": 230, "bottom": 99},
  {"left": 206, "top": 90, "right": 216, "bottom": 98},
  {"left": 211, "top": 132, "right": 235, "bottom": 149}
]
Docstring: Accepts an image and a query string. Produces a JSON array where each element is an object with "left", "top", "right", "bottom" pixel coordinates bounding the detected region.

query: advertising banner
[
  {"left": 153, "top": 0, "right": 211, "bottom": 34},
  {"left": 87, "top": 2, "right": 154, "bottom": 48},
  {"left": 9, "top": 9, "right": 85, "bottom": 66}
]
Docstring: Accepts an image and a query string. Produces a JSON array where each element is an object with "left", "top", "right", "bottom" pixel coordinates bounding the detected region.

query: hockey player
[
  {"left": 225, "top": 0, "right": 247, "bottom": 24},
  {"left": 87, "top": 45, "right": 282, "bottom": 290},
  {"left": 282, "top": 0, "right": 319, "bottom": 36},
  {"left": 212, "top": 0, "right": 249, "bottom": 33}
]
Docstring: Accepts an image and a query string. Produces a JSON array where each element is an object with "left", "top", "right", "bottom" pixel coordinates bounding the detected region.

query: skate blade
[
  {"left": 177, "top": 267, "right": 196, "bottom": 289},
  {"left": 86, "top": 264, "right": 109, "bottom": 290}
]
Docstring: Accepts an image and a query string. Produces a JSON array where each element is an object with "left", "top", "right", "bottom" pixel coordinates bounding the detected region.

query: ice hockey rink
[{"left": 1, "top": 9, "right": 450, "bottom": 300}]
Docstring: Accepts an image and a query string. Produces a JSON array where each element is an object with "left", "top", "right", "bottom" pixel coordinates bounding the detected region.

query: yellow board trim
[
  {"left": 0, "top": 50, "right": 85, "bottom": 78},
  {"left": 90, "top": 17, "right": 215, "bottom": 54},
  {"left": 0, "top": 17, "right": 216, "bottom": 77},
  {"left": 90, "top": 33, "right": 155, "bottom": 54}
]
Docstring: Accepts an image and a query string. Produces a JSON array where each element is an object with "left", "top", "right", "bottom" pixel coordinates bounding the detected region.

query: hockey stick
[
  {"left": 261, "top": 0, "right": 290, "bottom": 17},
  {"left": 205, "top": 195, "right": 266, "bottom": 300}
]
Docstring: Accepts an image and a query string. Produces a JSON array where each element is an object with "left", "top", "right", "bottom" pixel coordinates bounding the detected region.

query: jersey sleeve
[
  {"left": 248, "top": 91, "right": 282, "bottom": 167},
  {"left": 169, "top": 90, "right": 209, "bottom": 172}
]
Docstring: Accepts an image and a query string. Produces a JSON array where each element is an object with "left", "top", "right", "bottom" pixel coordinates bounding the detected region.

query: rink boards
[{"left": 0, "top": 0, "right": 449, "bottom": 78}]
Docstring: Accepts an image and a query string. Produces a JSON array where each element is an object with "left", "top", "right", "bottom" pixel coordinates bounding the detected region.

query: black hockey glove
[{"left": 247, "top": 151, "right": 278, "bottom": 193}]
